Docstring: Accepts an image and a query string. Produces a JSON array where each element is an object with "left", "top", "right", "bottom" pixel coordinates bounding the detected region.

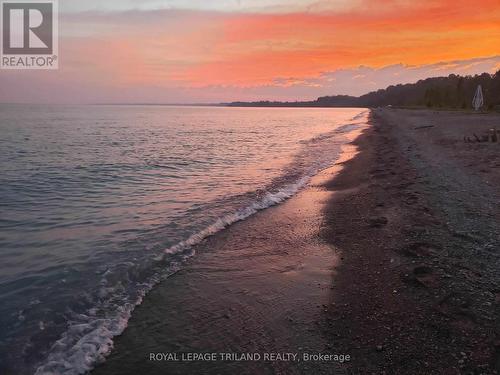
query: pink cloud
[{"left": 1, "top": 2, "right": 499, "bottom": 103}]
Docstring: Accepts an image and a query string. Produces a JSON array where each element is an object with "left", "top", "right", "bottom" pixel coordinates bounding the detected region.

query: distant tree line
[{"left": 226, "top": 71, "right": 500, "bottom": 110}]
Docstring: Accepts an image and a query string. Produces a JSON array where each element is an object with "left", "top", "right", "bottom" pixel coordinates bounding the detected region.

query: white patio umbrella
[{"left": 472, "top": 85, "right": 484, "bottom": 111}]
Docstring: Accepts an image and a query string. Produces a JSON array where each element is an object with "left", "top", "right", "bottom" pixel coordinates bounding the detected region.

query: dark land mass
[{"left": 226, "top": 71, "right": 500, "bottom": 111}]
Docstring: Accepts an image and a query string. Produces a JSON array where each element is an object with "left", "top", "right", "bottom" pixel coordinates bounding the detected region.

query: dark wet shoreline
[{"left": 90, "top": 134, "right": 363, "bottom": 375}]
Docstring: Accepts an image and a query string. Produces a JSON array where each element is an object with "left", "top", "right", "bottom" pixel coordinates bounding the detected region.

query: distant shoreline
[{"left": 225, "top": 71, "right": 500, "bottom": 110}]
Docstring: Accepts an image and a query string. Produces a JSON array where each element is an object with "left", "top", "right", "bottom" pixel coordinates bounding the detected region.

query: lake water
[{"left": 0, "top": 105, "right": 367, "bottom": 374}]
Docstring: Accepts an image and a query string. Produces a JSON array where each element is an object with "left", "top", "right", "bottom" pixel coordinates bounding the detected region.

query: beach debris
[
  {"left": 464, "top": 128, "right": 499, "bottom": 143},
  {"left": 414, "top": 125, "right": 435, "bottom": 130}
]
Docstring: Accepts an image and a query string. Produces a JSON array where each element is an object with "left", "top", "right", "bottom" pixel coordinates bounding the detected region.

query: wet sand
[
  {"left": 92, "top": 109, "right": 500, "bottom": 375},
  {"left": 91, "top": 130, "right": 364, "bottom": 375}
]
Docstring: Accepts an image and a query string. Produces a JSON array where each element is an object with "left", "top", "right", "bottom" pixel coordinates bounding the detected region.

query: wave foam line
[
  {"left": 164, "top": 175, "right": 310, "bottom": 257},
  {"left": 34, "top": 177, "right": 310, "bottom": 375}
]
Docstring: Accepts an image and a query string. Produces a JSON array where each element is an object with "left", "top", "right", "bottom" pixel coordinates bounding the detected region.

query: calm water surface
[{"left": 0, "top": 105, "right": 367, "bottom": 374}]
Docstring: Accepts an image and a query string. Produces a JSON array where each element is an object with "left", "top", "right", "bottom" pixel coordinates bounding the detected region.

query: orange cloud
[
  {"left": 180, "top": 0, "right": 500, "bottom": 86},
  {"left": 2, "top": 0, "right": 500, "bottom": 103}
]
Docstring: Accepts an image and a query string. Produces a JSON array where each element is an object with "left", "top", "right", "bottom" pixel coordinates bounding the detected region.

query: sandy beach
[
  {"left": 90, "top": 109, "right": 500, "bottom": 375},
  {"left": 323, "top": 108, "right": 500, "bottom": 374}
]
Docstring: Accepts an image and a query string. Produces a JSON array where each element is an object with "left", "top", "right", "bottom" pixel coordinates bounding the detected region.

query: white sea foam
[
  {"left": 351, "top": 110, "right": 369, "bottom": 121},
  {"left": 164, "top": 175, "right": 309, "bottom": 257},
  {"left": 33, "top": 176, "right": 310, "bottom": 375},
  {"left": 34, "top": 286, "right": 148, "bottom": 375}
]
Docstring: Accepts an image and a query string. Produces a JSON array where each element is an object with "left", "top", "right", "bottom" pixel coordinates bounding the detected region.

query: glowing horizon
[{"left": 1, "top": 0, "right": 499, "bottom": 103}]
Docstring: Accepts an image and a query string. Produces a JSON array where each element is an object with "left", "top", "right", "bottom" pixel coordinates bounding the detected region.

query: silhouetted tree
[{"left": 227, "top": 71, "right": 500, "bottom": 110}]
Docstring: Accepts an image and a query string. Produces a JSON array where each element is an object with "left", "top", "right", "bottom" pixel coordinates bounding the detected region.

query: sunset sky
[{"left": 1, "top": 0, "right": 500, "bottom": 103}]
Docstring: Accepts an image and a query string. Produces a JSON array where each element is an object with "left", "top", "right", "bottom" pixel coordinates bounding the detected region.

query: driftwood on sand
[{"left": 464, "top": 128, "right": 499, "bottom": 143}]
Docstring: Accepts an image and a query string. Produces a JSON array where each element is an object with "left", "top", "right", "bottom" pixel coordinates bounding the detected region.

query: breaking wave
[{"left": 34, "top": 176, "right": 311, "bottom": 375}]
